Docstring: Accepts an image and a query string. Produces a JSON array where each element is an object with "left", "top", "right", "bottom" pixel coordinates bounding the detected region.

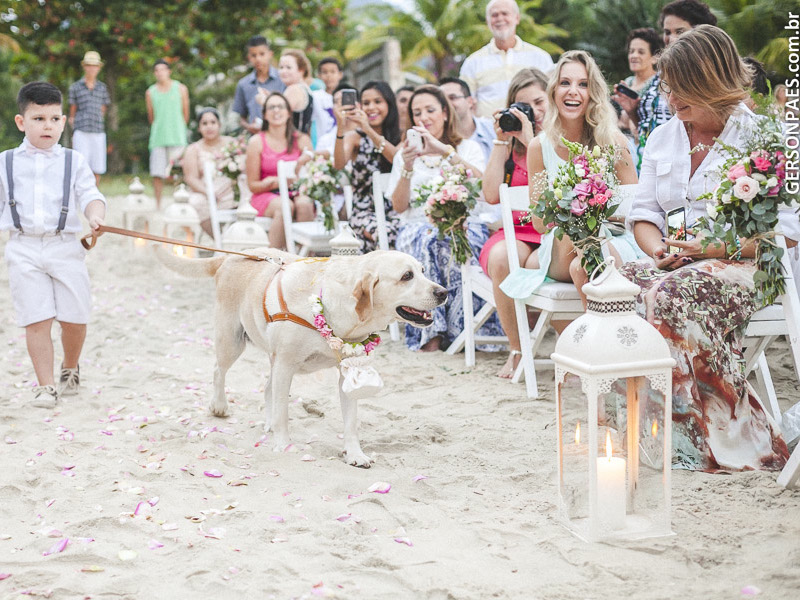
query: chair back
[
  {"left": 203, "top": 159, "right": 223, "bottom": 246},
  {"left": 278, "top": 160, "right": 298, "bottom": 253},
  {"left": 498, "top": 184, "right": 530, "bottom": 274},
  {"left": 373, "top": 172, "right": 393, "bottom": 252}
]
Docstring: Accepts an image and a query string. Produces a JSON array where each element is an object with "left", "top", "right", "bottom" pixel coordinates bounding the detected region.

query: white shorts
[
  {"left": 149, "top": 146, "right": 185, "bottom": 178},
  {"left": 4, "top": 234, "right": 91, "bottom": 327},
  {"left": 72, "top": 130, "right": 107, "bottom": 175}
]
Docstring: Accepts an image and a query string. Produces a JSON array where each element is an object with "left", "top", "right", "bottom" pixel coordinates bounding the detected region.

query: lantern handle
[{"left": 589, "top": 256, "right": 616, "bottom": 284}]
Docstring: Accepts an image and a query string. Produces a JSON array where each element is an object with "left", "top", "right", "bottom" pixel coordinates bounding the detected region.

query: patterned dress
[
  {"left": 634, "top": 74, "right": 671, "bottom": 172},
  {"left": 348, "top": 135, "right": 398, "bottom": 252},
  {"left": 620, "top": 259, "right": 788, "bottom": 472}
]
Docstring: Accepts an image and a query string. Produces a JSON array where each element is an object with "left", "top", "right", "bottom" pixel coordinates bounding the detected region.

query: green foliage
[
  {"left": 0, "top": 49, "right": 22, "bottom": 151},
  {"left": 1, "top": 0, "right": 348, "bottom": 171}
]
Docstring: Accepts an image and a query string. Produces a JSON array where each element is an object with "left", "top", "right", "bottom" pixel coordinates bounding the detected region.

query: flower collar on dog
[{"left": 309, "top": 294, "right": 381, "bottom": 357}]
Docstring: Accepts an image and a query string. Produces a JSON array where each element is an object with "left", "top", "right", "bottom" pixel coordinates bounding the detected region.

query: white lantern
[
  {"left": 329, "top": 223, "right": 362, "bottom": 256},
  {"left": 222, "top": 201, "right": 269, "bottom": 252},
  {"left": 122, "top": 176, "right": 157, "bottom": 235},
  {"left": 552, "top": 258, "right": 676, "bottom": 542},
  {"left": 162, "top": 183, "right": 202, "bottom": 256}
]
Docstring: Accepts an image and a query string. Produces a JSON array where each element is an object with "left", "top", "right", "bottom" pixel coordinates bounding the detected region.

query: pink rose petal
[
  {"left": 4, "top": 437, "right": 16, "bottom": 445},
  {"left": 133, "top": 502, "right": 151, "bottom": 517},
  {"left": 148, "top": 496, "right": 160, "bottom": 507},
  {"left": 300, "top": 454, "right": 315, "bottom": 462},
  {"left": 203, "top": 470, "right": 223, "bottom": 478},
  {"left": 0, "top": 573, "right": 10, "bottom": 580},
  {"left": 335, "top": 514, "right": 351, "bottom": 522},
  {"left": 412, "top": 475, "right": 428, "bottom": 482},
  {"left": 43, "top": 537, "right": 69, "bottom": 556},
  {"left": 268, "top": 515, "right": 284, "bottom": 523},
  {"left": 368, "top": 482, "right": 391, "bottom": 494},
  {"left": 147, "top": 539, "right": 164, "bottom": 550},
  {"left": 394, "top": 537, "right": 413, "bottom": 547},
  {"left": 741, "top": 586, "right": 761, "bottom": 596}
]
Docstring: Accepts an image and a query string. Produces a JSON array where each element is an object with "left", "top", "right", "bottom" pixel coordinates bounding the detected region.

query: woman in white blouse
[
  {"left": 625, "top": 26, "right": 798, "bottom": 472},
  {"left": 389, "top": 85, "right": 501, "bottom": 352}
]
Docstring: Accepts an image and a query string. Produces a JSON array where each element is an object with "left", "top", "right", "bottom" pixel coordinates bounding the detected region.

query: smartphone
[
  {"left": 666, "top": 207, "right": 687, "bottom": 254},
  {"left": 615, "top": 83, "right": 639, "bottom": 100},
  {"left": 406, "top": 129, "right": 423, "bottom": 151},
  {"left": 340, "top": 89, "right": 357, "bottom": 108}
]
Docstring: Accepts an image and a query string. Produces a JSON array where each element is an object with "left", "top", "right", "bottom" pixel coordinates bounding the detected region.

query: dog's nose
[{"left": 433, "top": 286, "right": 448, "bottom": 305}]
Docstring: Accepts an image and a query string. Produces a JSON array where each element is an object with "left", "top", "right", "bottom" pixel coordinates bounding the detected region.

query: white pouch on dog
[{"left": 340, "top": 356, "right": 384, "bottom": 399}]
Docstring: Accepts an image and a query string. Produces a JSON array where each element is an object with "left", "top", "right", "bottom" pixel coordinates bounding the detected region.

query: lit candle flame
[
  {"left": 134, "top": 237, "right": 146, "bottom": 247},
  {"left": 173, "top": 245, "right": 185, "bottom": 257},
  {"left": 652, "top": 420, "right": 658, "bottom": 438},
  {"left": 575, "top": 422, "right": 581, "bottom": 445},
  {"left": 605, "top": 430, "right": 613, "bottom": 461}
]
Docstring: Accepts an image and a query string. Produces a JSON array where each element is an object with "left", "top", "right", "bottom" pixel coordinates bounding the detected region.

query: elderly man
[
  {"left": 439, "top": 77, "right": 495, "bottom": 163},
  {"left": 460, "top": 0, "right": 554, "bottom": 118}
]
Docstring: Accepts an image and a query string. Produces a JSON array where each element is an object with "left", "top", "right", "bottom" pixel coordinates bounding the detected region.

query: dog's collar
[
  {"left": 309, "top": 294, "right": 381, "bottom": 359},
  {"left": 262, "top": 268, "right": 317, "bottom": 331}
]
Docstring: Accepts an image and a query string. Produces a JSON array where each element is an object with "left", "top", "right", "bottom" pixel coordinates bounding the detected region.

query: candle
[
  {"left": 597, "top": 431, "right": 626, "bottom": 531},
  {"left": 134, "top": 237, "right": 146, "bottom": 247}
]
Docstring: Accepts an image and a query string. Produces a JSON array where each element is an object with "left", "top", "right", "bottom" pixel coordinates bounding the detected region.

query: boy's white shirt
[{"left": 0, "top": 138, "right": 105, "bottom": 235}]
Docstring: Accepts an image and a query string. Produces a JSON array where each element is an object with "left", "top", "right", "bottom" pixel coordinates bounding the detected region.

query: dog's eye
[{"left": 401, "top": 271, "right": 414, "bottom": 282}]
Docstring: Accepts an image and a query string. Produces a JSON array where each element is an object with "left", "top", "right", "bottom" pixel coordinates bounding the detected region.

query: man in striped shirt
[{"left": 460, "top": 0, "right": 554, "bottom": 119}]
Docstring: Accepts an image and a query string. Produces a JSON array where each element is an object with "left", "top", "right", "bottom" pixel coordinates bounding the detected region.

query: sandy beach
[{"left": 1, "top": 200, "right": 799, "bottom": 599}]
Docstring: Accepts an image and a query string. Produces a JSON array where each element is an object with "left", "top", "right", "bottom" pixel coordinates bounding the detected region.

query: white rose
[
  {"left": 575, "top": 166, "right": 586, "bottom": 178},
  {"left": 733, "top": 176, "right": 759, "bottom": 203},
  {"left": 767, "top": 177, "right": 778, "bottom": 188},
  {"left": 706, "top": 203, "right": 719, "bottom": 219},
  {"left": 751, "top": 173, "right": 767, "bottom": 183},
  {"left": 721, "top": 192, "right": 733, "bottom": 205}
]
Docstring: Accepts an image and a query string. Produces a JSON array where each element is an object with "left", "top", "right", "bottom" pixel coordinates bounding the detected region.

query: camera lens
[{"left": 498, "top": 110, "right": 521, "bottom": 132}]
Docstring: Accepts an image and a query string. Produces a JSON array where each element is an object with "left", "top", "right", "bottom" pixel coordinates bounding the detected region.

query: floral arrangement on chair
[
  {"left": 294, "top": 155, "right": 346, "bottom": 232},
  {"left": 531, "top": 139, "right": 621, "bottom": 275},
  {"left": 215, "top": 135, "right": 248, "bottom": 205},
  {"left": 413, "top": 162, "right": 482, "bottom": 265},
  {"left": 697, "top": 111, "right": 796, "bottom": 306}
]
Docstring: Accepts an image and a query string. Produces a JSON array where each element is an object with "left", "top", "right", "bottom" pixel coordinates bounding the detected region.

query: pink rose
[
  {"left": 733, "top": 176, "right": 759, "bottom": 202},
  {"left": 767, "top": 185, "right": 781, "bottom": 196},
  {"left": 588, "top": 191, "right": 609, "bottom": 206},
  {"left": 570, "top": 197, "right": 588, "bottom": 216},
  {"left": 573, "top": 155, "right": 589, "bottom": 169},
  {"left": 313, "top": 314, "right": 326, "bottom": 329},
  {"left": 574, "top": 181, "right": 592, "bottom": 199},
  {"left": 727, "top": 163, "right": 747, "bottom": 182},
  {"left": 752, "top": 156, "right": 771, "bottom": 172}
]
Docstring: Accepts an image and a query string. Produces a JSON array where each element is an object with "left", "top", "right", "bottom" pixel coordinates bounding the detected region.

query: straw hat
[{"left": 81, "top": 51, "right": 104, "bottom": 67}]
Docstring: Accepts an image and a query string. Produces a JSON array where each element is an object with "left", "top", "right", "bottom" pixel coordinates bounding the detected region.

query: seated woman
[
  {"left": 279, "top": 49, "right": 314, "bottom": 135},
  {"left": 501, "top": 51, "right": 641, "bottom": 308},
  {"left": 181, "top": 107, "right": 235, "bottom": 237},
  {"left": 479, "top": 68, "right": 550, "bottom": 378},
  {"left": 389, "top": 85, "right": 502, "bottom": 352},
  {"left": 625, "top": 26, "right": 799, "bottom": 472},
  {"left": 246, "top": 92, "right": 314, "bottom": 249},
  {"left": 333, "top": 81, "right": 401, "bottom": 252}
]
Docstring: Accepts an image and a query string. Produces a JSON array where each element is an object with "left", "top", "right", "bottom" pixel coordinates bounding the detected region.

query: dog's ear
[{"left": 353, "top": 272, "right": 379, "bottom": 321}]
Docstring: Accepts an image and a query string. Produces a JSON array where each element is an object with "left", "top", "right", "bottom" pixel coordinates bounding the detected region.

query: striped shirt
[
  {"left": 460, "top": 36, "right": 554, "bottom": 119},
  {"left": 68, "top": 79, "right": 110, "bottom": 133}
]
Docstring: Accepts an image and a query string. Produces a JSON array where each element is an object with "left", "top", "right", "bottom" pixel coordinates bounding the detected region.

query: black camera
[{"left": 498, "top": 102, "right": 535, "bottom": 133}]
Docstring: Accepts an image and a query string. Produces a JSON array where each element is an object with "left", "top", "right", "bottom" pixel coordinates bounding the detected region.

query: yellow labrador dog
[{"left": 157, "top": 247, "right": 446, "bottom": 467}]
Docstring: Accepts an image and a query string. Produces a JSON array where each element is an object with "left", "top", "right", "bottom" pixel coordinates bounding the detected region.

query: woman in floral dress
[
  {"left": 625, "top": 26, "right": 799, "bottom": 471},
  {"left": 333, "top": 81, "right": 401, "bottom": 251}
]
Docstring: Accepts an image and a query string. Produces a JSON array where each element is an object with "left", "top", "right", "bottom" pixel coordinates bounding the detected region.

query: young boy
[
  {"left": 233, "top": 36, "right": 286, "bottom": 135},
  {"left": 312, "top": 57, "right": 344, "bottom": 153},
  {"left": 0, "top": 82, "right": 106, "bottom": 408}
]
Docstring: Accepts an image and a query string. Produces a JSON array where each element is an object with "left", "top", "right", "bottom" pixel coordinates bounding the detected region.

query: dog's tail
[{"left": 153, "top": 245, "right": 226, "bottom": 278}]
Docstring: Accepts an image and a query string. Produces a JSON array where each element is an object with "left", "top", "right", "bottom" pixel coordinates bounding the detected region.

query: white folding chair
[
  {"left": 278, "top": 160, "right": 339, "bottom": 256},
  {"left": 372, "top": 171, "right": 400, "bottom": 342},
  {"left": 203, "top": 159, "right": 238, "bottom": 247}
]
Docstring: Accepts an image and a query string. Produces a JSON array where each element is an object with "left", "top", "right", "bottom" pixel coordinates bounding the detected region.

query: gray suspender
[{"left": 4, "top": 149, "right": 73, "bottom": 233}]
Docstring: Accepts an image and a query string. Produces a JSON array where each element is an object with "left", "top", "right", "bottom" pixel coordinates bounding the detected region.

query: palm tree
[{"left": 346, "top": 0, "right": 566, "bottom": 80}]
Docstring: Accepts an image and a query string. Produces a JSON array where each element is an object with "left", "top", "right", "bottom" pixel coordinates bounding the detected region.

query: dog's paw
[
  {"left": 209, "top": 401, "right": 229, "bottom": 418},
  {"left": 343, "top": 449, "right": 373, "bottom": 468}
]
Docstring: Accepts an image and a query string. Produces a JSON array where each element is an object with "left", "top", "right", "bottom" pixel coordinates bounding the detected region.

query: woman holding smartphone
[
  {"left": 388, "top": 85, "right": 501, "bottom": 352},
  {"left": 626, "top": 26, "right": 799, "bottom": 472},
  {"left": 333, "top": 81, "right": 401, "bottom": 251}
]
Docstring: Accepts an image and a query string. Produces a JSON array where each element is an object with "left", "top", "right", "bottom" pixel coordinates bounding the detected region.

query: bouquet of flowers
[
  {"left": 531, "top": 138, "right": 620, "bottom": 275},
  {"left": 294, "top": 155, "right": 346, "bottom": 232},
  {"left": 696, "top": 112, "right": 795, "bottom": 306},
  {"left": 413, "top": 161, "right": 482, "bottom": 265},
  {"left": 215, "top": 135, "right": 247, "bottom": 204}
]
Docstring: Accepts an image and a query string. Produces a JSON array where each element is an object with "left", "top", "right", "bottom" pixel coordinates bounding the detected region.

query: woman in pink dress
[
  {"left": 246, "top": 92, "right": 314, "bottom": 249},
  {"left": 479, "top": 68, "right": 550, "bottom": 378}
]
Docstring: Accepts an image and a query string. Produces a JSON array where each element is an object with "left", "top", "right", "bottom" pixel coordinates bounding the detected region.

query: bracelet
[
  {"left": 302, "top": 149, "right": 314, "bottom": 158},
  {"left": 493, "top": 140, "right": 510, "bottom": 146},
  {"left": 733, "top": 237, "right": 742, "bottom": 260},
  {"left": 377, "top": 136, "right": 386, "bottom": 154},
  {"left": 401, "top": 168, "right": 414, "bottom": 180},
  {"left": 444, "top": 144, "right": 457, "bottom": 163},
  {"left": 336, "top": 134, "right": 345, "bottom": 140}
]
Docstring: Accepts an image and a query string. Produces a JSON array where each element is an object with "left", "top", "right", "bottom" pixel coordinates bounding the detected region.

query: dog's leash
[{"left": 80, "top": 225, "right": 271, "bottom": 262}]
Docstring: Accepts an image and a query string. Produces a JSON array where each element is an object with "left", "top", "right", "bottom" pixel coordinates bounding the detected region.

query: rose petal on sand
[
  {"left": 412, "top": 475, "right": 429, "bottom": 482},
  {"left": 118, "top": 550, "right": 137, "bottom": 561},
  {"left": 133, "top": 502, "right": 151, "bottom": 517},
  {"left": 335, "top": 514, "right": 351, "bottom": 522},
  {"left": 148, "top": 496, "right": 160, "bottom": 507},
  {"left": 4, "top": 437, "right": 16, "bottom": 444},
  {"left": 368, "top": 482, "right": 391, "bottom": 494},
  {"left": 80, "top": 566, "right": 104, "bottom": 573},
  {"left": 162, "top": 523, "right": 178, "bottom": 531},
  {"left": 42, "top": 537, "right": 69, "bottom": 556},
  {"left": 0, "top": 573, "right": 11, "bottom": 580},
  {"left": 268, "top": 515, "right": 284, "bottom": 523},
  {"left": 741, "top": 586, "right": 761, "bottom": 596},
  {"left": 394, "top": 537, "right": 413, "bottom": 547},
  {"left": 147, "top": 539, "right": 164, "bottom": 550},
  {"left": 300, "top": 454, "right": 315, "bottom": 462},
  {"left": 199, "top": 526, "right": 226, "bottom": 539},
  {"left": 271, "top": 536, "right": 288, "bottom": 543},
  {"left": 37, "top": 527, "right": 63, "bottom": 538},
  {"left": 203, "top": 470, "right": 223, "bottom": 478}
]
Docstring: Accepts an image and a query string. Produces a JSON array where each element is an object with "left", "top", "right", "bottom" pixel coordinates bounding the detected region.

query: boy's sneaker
[
  {"left": 32, "top": 385, "right": 59, "bottom": 409},
  {"left": 59, "top": 365, "right": 80, "bottom": 396}
]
